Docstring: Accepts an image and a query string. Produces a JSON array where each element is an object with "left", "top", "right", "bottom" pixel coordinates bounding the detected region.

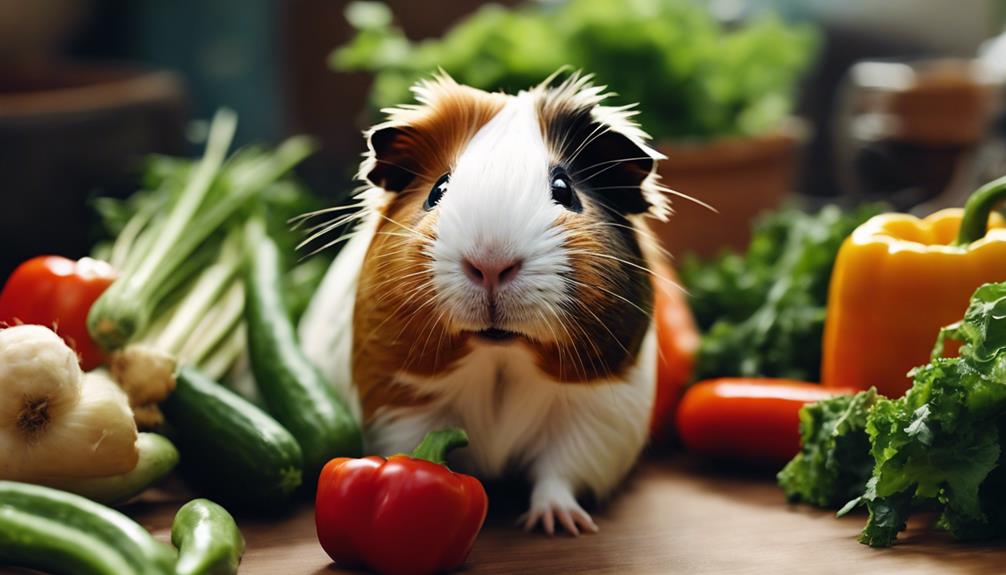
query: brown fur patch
[
  {"left": 528, "top": 205, "right": 654, "bottom": 382},
  {"left": 526, "top": 74, "right": 659, "bottom": 381}
]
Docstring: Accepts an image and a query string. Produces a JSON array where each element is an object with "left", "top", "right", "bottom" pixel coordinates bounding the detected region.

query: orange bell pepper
[
  {"left": 650, "top": 261, "right": 700, "bottom": 440},
  {"left": 822, "top": 175, "right": 1006, "bottom": 397}
]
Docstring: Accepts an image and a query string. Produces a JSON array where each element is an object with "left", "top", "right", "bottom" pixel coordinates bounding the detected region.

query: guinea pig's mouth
[{"left": 472, "top": 327, "right": 520, "bottom": 343}]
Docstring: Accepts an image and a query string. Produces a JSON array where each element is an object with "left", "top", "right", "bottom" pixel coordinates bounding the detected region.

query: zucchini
[
  {"left": 0, "top": 481, "right": 175, "bottom": 574},
  {"left": 162, "top": 366, "right": 303, "bottom": 509},
  {"left": 172, "top": 499, "right": 245, "bottom": 575},
  {"left": 243, "top": 217, "right": 362, "bottom": 483},
  {"left": 40, "top": 433, "right": 179, "bottom": 505}
]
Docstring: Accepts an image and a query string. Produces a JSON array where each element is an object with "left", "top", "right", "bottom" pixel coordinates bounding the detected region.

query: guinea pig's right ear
[{"left": 363, "top": 125, "right": 421, "bottom": 192}]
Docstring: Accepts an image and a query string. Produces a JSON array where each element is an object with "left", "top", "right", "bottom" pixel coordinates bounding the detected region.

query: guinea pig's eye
[
  {"left": 550, "top": 169, "right": 581, "bottom": 211},
  {"left": 424, "top": 173, "right": 450, "bottom": 211}
]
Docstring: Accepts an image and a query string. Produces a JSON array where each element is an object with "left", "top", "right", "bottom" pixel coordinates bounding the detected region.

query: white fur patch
[{"left": 430, "top": 93, "right": 571, "bottom": 342}]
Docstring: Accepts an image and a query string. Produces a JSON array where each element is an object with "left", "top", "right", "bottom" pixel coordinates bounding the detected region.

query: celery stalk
[
  {"left": 87, "top": 110, "right": 315, "bottom": 353},
  {"left": 88, "top": 109, "right": 238, "bottom": 349}
]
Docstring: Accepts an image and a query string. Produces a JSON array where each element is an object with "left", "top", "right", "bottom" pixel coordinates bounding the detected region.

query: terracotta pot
[
  {"left": 0, "top": 64, "right": 187, "bottom": 279},
  {"left": 648, "top": 120, "right": 806, "bottom": 259}
]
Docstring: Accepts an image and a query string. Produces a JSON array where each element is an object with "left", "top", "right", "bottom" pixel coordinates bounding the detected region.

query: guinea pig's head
[{"left": 357, "top": 72, "right": 668, "bottom": 382}]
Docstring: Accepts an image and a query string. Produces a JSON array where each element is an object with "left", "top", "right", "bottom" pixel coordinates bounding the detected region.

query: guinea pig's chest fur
[{"left": 369, "top": 325, "right": 657, "bottom": 482}]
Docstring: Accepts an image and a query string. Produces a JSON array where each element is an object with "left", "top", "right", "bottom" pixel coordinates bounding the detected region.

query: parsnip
[{"left": 0, "top": 325, "right": 138, "bottom": 481}]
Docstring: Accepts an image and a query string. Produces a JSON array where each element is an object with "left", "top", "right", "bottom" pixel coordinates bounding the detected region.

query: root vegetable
[{"left": 0, "top": 325, "right": 138, "bottom": 481}]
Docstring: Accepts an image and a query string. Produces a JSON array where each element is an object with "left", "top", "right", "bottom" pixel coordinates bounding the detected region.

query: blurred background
[{"left": 3, "top": 0, "right": 1006, "bottom": 277}]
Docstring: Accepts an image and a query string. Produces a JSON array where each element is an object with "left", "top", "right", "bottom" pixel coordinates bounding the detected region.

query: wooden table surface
[{"left": 6, "top": 454, "right": 1004, "bottom": 575}]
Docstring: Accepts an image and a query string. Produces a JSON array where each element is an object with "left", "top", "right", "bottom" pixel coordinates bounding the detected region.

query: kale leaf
[
  {"left": 782, "top": 282, "right": 1006, "bottom": 547},
  {"left": 778, "top": 389, "right": 878, "bottom": 508}
]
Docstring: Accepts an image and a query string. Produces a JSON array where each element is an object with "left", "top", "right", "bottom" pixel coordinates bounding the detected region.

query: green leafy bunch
[
  {"left": 680, "top": 204, "right": 884, "bottom": 381},
  {"left": 332, "top": 0, "right": 817, "bottom": 141}
]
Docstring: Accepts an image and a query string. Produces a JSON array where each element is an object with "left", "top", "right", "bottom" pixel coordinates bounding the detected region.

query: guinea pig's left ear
[
  {"left": 567, "top": 124, "right": 667, "bottom": 217},
  {"left": 363, "top": 124, "right": 421, "bottom": 192}
]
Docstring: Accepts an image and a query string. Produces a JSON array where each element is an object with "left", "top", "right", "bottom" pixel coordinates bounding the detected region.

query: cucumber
[
  {"left": 243, "top": 217, "right": 362, "bottom": 483},
  {"left": 0, "top": 481, "right": 175, "bottom": 574},
  {"left": 41, "top": 433, "right": 179, "bottom": 505},
  {"left": 172, "top": 499, "right": 245, "bottom": 575},
  {"left": 0, "top": 507, "right": 133, "bottom": 575},
  {"left": 162, "top": 366, "right": 303, "bottom": 509}
]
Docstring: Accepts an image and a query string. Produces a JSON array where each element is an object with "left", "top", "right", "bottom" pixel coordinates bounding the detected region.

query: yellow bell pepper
[{"left": 822, "top": 175, "right": 1006, "bottom": 397}]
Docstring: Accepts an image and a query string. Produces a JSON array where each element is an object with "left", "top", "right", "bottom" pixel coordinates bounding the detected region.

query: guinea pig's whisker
[
  {"left": 568, "top": 297, "right": 630, "bottom": 357},
  {"left": 402, "top": 306, "right": 445, "bottom": 370},
  {"left": 417, "top": 307, "right": 450, "bottom": 369},
  {"left": 534, "top": 309, "right": 561, "bottom": 369},
  {"left": 377, "top": 230, "right": 433, "bottom": 245},
  {"left": 571, "top": 155, "right": 654, "bottom": 179},
  {"left": 302, "top": 210, "right": 364, "bottom": 234},
  {"left": 366, "top": 244, "right": 428, "bottom": 264},
  {"left": 373, "top": 159, "right": 424, "bottom": 178},
  {"left": 296, "top": 211, "right": 367, "bottom": 251},
  {"left": 574, "top": 156, "right": 656, "bottom": 185},
  {"left": 544, "top": 301, "right": 588, "bottom": 380},
  {"left": 564, "top": 307, "right": 606, "bottom": 375},
  {"left": 375, "top": 213, "right": 431, "bottom": 243},
  {"left": 289, "top": 202, "right": 365, "bottom": 229},
  {"left": 582, "top": 184, "right": 643, "bottom": 192},
  {"left": 564, "top": 123, "right": 611, "bottom": 164},
  {"left": 565, "top": 277, "right": 651, "bottom": 320},
  {"left": 299, "top": 228, "right": 366, "bottom": 258},
  {"left": 565, "top": 248, "right": 679, "bottom": 291},
  {"left": 368, "top": 268, "right": 433, "bottom": 292},
  {"left": 576, "top": 219, "right": 675, "bottom": 261},
  {"left": 652, "top": 181, "right": 717, "bottom": 212},
  {"left": 391, "top": 288, "right": 443, "bottom": 346},
  {"left": 369, "top": 284, "right": 438, "bottom": 345},
  {"left": 367, "top": 282, "right": 436, "bottom": 339}
]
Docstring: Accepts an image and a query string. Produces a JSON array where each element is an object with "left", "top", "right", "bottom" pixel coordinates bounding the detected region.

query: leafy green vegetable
[
  {"left": 332, "top": 0, "right": 817, "bottom": 141},
  {"left": 89, "top": 111, "right": 325, "bottom": 379},
  {"left": 782, "top": 281, "right": 1006, "bottom": 547},
  {"left": 778, "top": 389, "right": 878, "bottom": 507},
  {"left": 681, "top": 204, "right": 884, "bottom": 381}
]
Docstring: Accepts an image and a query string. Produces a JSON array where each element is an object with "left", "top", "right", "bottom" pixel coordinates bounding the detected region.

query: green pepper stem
[
  {"left": 410, "top": 428, "right": 469, "bottom": 465},
  {"left": 955, "top": 174, "right": 1006, "bottom": 246}
]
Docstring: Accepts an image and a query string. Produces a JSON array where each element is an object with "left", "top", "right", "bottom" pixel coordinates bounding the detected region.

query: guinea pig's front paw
[{"left": 519, "top": 478, "right": 598, "bottom": 536}]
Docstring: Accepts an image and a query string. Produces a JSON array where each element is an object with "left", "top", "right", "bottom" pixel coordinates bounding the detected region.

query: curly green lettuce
[
  {"left": 778, "top": 389, "right": 878, "bottom": 508},
  {"left": 781, "top": 281, "right": 1006, "bottom": 547}
]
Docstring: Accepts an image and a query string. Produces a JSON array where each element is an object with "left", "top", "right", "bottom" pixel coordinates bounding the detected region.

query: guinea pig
[{"left": 299, "top": 71, "right": 673, "bottom": 536}]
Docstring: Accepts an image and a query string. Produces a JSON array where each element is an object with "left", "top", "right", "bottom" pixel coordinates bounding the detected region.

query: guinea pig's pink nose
[{"left": 462, "top": 257, "right": 522, "bottom": 291}]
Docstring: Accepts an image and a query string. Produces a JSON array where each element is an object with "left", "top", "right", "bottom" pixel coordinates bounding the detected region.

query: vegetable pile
[
  {"left": 0, "top": 108, "right": 368, "bottom": 573},
  {"left": 780, "top": 281, "right": 1006, "bottom": 546},
  {"left": 333, "top": 0, "right": 816, "bottom": 141},
  {"left": 680, "top": 204, "right": 884, "bottom": 382}
]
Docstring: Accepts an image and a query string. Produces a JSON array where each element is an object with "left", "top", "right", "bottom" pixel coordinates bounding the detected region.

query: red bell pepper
[
  {"left": 0, "top": 256, "right": 116, "bottom": 370},
  {"left": 315, "top": 428, "right": 488, "bottom": 575}
]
